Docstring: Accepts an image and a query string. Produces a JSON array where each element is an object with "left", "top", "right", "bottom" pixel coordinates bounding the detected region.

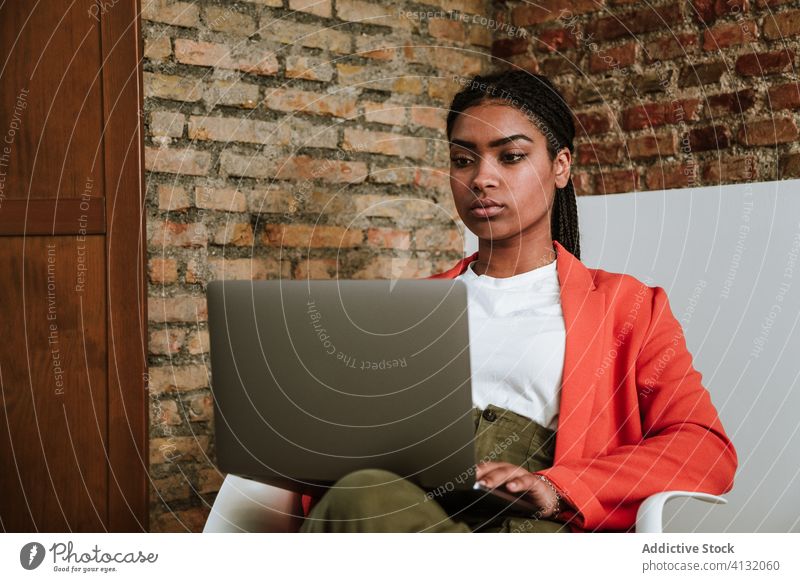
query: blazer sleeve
[{"left": 534, "top": 285, "right": 739, "bottom": 532}]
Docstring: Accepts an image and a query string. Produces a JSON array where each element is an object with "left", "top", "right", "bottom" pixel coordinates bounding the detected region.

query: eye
[
  {"left": 450, "top": 156, "right": 472, "bottom": 168},
  {"left": 503, "top": 152, "right": 527, "bottom": 163}
]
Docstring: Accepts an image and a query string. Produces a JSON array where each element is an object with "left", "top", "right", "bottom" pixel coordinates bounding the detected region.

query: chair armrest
[
  {"left": 203, "top": 474, "right": 304, "bottom": 533},
  {"left": 636, "top": 491, "right": 728, "bottom": 533}
]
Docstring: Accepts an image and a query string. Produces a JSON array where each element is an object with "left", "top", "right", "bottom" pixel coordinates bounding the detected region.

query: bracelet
[{"left": 535, "top": 474, "right": 561, "bottom": 519}]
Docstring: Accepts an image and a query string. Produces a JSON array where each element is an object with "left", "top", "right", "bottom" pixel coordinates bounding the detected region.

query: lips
[{"left": 469, "top": 197, "right": 505, "bottom": 218}]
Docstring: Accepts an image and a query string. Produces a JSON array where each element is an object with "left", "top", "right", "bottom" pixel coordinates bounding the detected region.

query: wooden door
[{"left": 0, "top": 0, "right": 147, "bottom": 531}]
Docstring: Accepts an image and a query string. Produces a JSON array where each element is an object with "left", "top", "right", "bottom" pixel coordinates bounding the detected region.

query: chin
[{"left": 467, "top": 224, "right": 516, "bottom": 241}]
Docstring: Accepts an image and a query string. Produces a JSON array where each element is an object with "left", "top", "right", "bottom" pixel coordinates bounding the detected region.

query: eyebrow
[{"left": 449, "top": 134, "right": 534, "bottom": 149}]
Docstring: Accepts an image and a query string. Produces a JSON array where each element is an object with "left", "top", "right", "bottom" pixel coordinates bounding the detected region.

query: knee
[
  {"left": 334, "top": 468, "right": 402, "bottom": 488},
  {"left": 321, "top": 469, "right": 406, "bottom": 514}
]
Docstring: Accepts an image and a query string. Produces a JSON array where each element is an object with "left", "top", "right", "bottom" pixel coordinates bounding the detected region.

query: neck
[{"left": 472, "top": 233, "right": 556, "bottom": 278}]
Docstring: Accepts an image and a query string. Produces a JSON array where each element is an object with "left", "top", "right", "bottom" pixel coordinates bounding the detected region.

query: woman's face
[{"left": 448, "top": 102, "right": 571, "bottom": 243}]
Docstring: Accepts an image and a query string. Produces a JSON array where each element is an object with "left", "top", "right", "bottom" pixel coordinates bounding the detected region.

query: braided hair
[{"left": 446, "top": 70, "right": 581, "bottom": 260}]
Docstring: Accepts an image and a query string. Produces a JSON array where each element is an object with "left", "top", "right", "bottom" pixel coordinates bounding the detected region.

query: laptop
[{"left": 206, "top": 278, "right": 539, "bottom": 516}]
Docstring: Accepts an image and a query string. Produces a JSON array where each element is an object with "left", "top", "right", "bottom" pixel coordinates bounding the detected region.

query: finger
[
  {"left": 504, "top": 474, "right": 537, "bottom": 492},
  {"left": 474, "top": 461, "right": 505, "bottom": 479},
  {"left": 478, "top": 465, "right": 529, "bottom": 488}
]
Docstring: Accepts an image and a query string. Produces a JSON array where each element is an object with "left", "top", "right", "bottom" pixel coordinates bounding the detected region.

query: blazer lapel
[
  {"left": 429, "top": 240, "right": 607, "bottom": 464},
  {"left": 551, "top": 240, "right": 606, "bottom": 464}
]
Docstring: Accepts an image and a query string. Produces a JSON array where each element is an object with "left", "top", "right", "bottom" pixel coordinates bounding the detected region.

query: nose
[{"left": 470, "top": 157, "right": 500, "bottom": 192}]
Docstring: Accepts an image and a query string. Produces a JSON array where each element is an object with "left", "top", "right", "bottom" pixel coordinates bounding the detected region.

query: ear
[{"left": 553, "top": 147, "right": 572, "bottom": 190}]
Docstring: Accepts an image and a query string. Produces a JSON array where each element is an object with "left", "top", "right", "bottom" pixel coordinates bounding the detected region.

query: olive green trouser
[{"left": 300, "top": 404, "right": 570, "bottom": 533}]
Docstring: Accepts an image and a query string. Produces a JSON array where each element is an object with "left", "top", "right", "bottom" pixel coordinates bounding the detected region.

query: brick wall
[
  {"left": 494, "top": 0, "right": 800, "bottom": 194},
  {"left": 144, "top": 0, "right": 800, "bottom": 532},
  {"left": 143, "top": 0, "right": 493, "bottom": 532}
]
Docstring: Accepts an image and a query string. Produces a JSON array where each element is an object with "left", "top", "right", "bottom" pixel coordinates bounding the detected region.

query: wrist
[{"left": 534, "top": 474, "right": 562, "bottom": 519}]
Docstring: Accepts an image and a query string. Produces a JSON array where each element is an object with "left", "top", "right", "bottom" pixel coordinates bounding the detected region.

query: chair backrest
[{"left": 465, "top": 179, "right": 800, "bottom": 533}]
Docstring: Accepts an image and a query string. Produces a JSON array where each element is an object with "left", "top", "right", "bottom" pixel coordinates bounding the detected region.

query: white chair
[
  {"left": 202, "top": 474, "right": 303, "bottom": 533},
  {"left": 202, "top": 473, "right": 727, "bottom": 533}
]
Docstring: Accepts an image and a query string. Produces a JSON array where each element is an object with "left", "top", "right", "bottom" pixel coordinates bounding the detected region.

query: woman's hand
[{"left": 475, "top": 461, "right": 560, "bottom": 519}]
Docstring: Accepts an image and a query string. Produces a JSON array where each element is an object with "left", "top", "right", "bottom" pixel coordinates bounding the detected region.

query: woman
[{"left": 298, "top": 70, "right": 738, "bottom": 533}]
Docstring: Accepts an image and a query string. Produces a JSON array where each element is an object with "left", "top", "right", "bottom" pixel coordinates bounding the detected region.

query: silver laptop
[{"left": 207, "top": 278, "right": 539, "bottom": 516}]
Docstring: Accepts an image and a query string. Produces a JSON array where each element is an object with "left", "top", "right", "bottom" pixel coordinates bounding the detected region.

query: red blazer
[{"left": 301, "top": 240, "right": 738, "bottom": 532}]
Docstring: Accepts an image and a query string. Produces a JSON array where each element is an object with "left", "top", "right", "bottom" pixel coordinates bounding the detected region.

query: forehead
[{"left": 450, "top": 102, "right": 544, "bottom": 143}]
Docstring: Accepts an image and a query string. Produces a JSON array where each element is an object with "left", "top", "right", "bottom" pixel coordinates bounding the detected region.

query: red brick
[
  {"left": 144, "top": 72, "right": 203, "bottom": 102},
  {"left": 491, "top": 37, "right": 529, "bottom": 58},
  {"left": 689, "top": 0, "right": 716, "bottom": 23},
  {"left": 208, "top": 257, "right": 285, "bottom": 280},
  {"left": 735, "top": 50, "right": 795, "bottom": 76},
  {"left": 266, "top": 18, "right": 352, "bottom": 53},
  {"left": 273, "top": 156, "right": 368, "bottom": 184},
  {"left": 645, "top": 161, "right": 699, "bottom": 190},
  {"left": 589, "top": 42, "right": 639, "bottom": 73},
  {"left": 769, "top": 82, "right": 800, "bottom": 109},
  {"left": 157, "top": 185, "right": 190, "bottom": 212},
  {"left": 285, "top": 55, "right": 335, "bottom": 82},
  {"left": 187, "top": 393, "right": 213, "bottom": 422},
  {"left": 690, "top": 0, "right": 749, "bottom": 24},
  {"left": 576, "top": 141, "right": 624, "bottom": 165},
  {"left": 512, "top": 0, "right": 600, "bottom": 26},
  {"left": 148, "top": 257, "right": 178, "bottom": 284},
  {"left": 628, "top": 133, "right": 679, "bottom": 159},
  {"left": 148, "top": 364, "right": 208, "bottom": 395},
  {"left": 145, "top": 146, "right": 211, "bottom": 176},
  {"left": 289, "top": 0, "right": 332, "bottom": 18},
  {"left": 293, "top": 258, "right": 340, "bottom": 279},
  {"left": 148, "top": 296, "right": 208, "bottom": 323},
  {"left": 415, "top": 227, "right": 462, "bottom": 252},
  {"left": 737, "top": 117, "right": 799, "bottom": 146},
  {"left": 148, "top": 328, "right": 185, "bottom": 356},
  {"left": 622, "top": 99, "right": 701, "bottom": 130},
  {"left": 687, "top": 125, "right": 732, "bottom": 151},
  {"left": 763, "top": 9, "right": 800, "bottom": 40},
  {"left": 144, "top": 35, "right": 171, "bottom": 61},
  {"left": 343, "top": 128, "right": 428, "bottom": 160},
  {"left": 779, "top": 152, "right": 800, "bottom": 178},
  {"left": 587, "top": 4, "right": 683, "bottom": 41},
  {"left": 212, "top": 223, "right": 254, "bottom": 247},
  {"left": 535, "top": 27, "right": 578, "bottom": 53},
  {"left": 678, "top": 62, "right": 727, "bottom": 87},
  {"left": 174, "top": 39, "right": 279, "bottom": 76},
  {"left": 149, "top": 220, "right": 207, "bottom": 248},
  {"left": 150, "top": 506, "right": 209, "bottom": 533},
  {"left": 715, "top": 0, "right": 749, "bottom": 18},
  {"left": 575, "top": 109, "right": 615, "bottom": 135},
  {"left": 362, "top": 101, "right": 406, "bottom": 126},
  {"left": 539, "top": 56, "right": 572, "bottom": 77},
  {"left": 351, "top": 255, "right": 429, "bottom": 280},
  {"left": 703, "top": 20, "right": 758, "bottom": 50},
  {"left": 571, "top": 171, "right": 593, "bottom": 195},
  {"left": 203, "top": 5, "right": 256, "bottom": 35},
  {"left": 645, "top": 33, "right": 699, "bottom": 62},
  {"left": 702, "top": 155, "right": 758, "bottom": 182},
  {"left": 141, "top": 0, "right": 199, "bottom": 28},
  {"left": 188, "top": 115, "right": 283, "bottom": 146},
  {"left": 706, "top": 89, "right": 756, "bottom": 116},
  {"left": 194, "top": 186, "right": 247, "bottom": 212},
  {"left": 263, "top": 88, "right": 358, "bottom": 118},
  {"left": 596, "top": 169, "right": 640, "bottom": 194},
  {"left": 410, "top": 106, "right": 444, "bottom": 129},
  {"left": 367, "top": 227, "right": 412, "bottom": 250},
  {"left": 262, "top": 224, "right": 363, "bottom": 248}
]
